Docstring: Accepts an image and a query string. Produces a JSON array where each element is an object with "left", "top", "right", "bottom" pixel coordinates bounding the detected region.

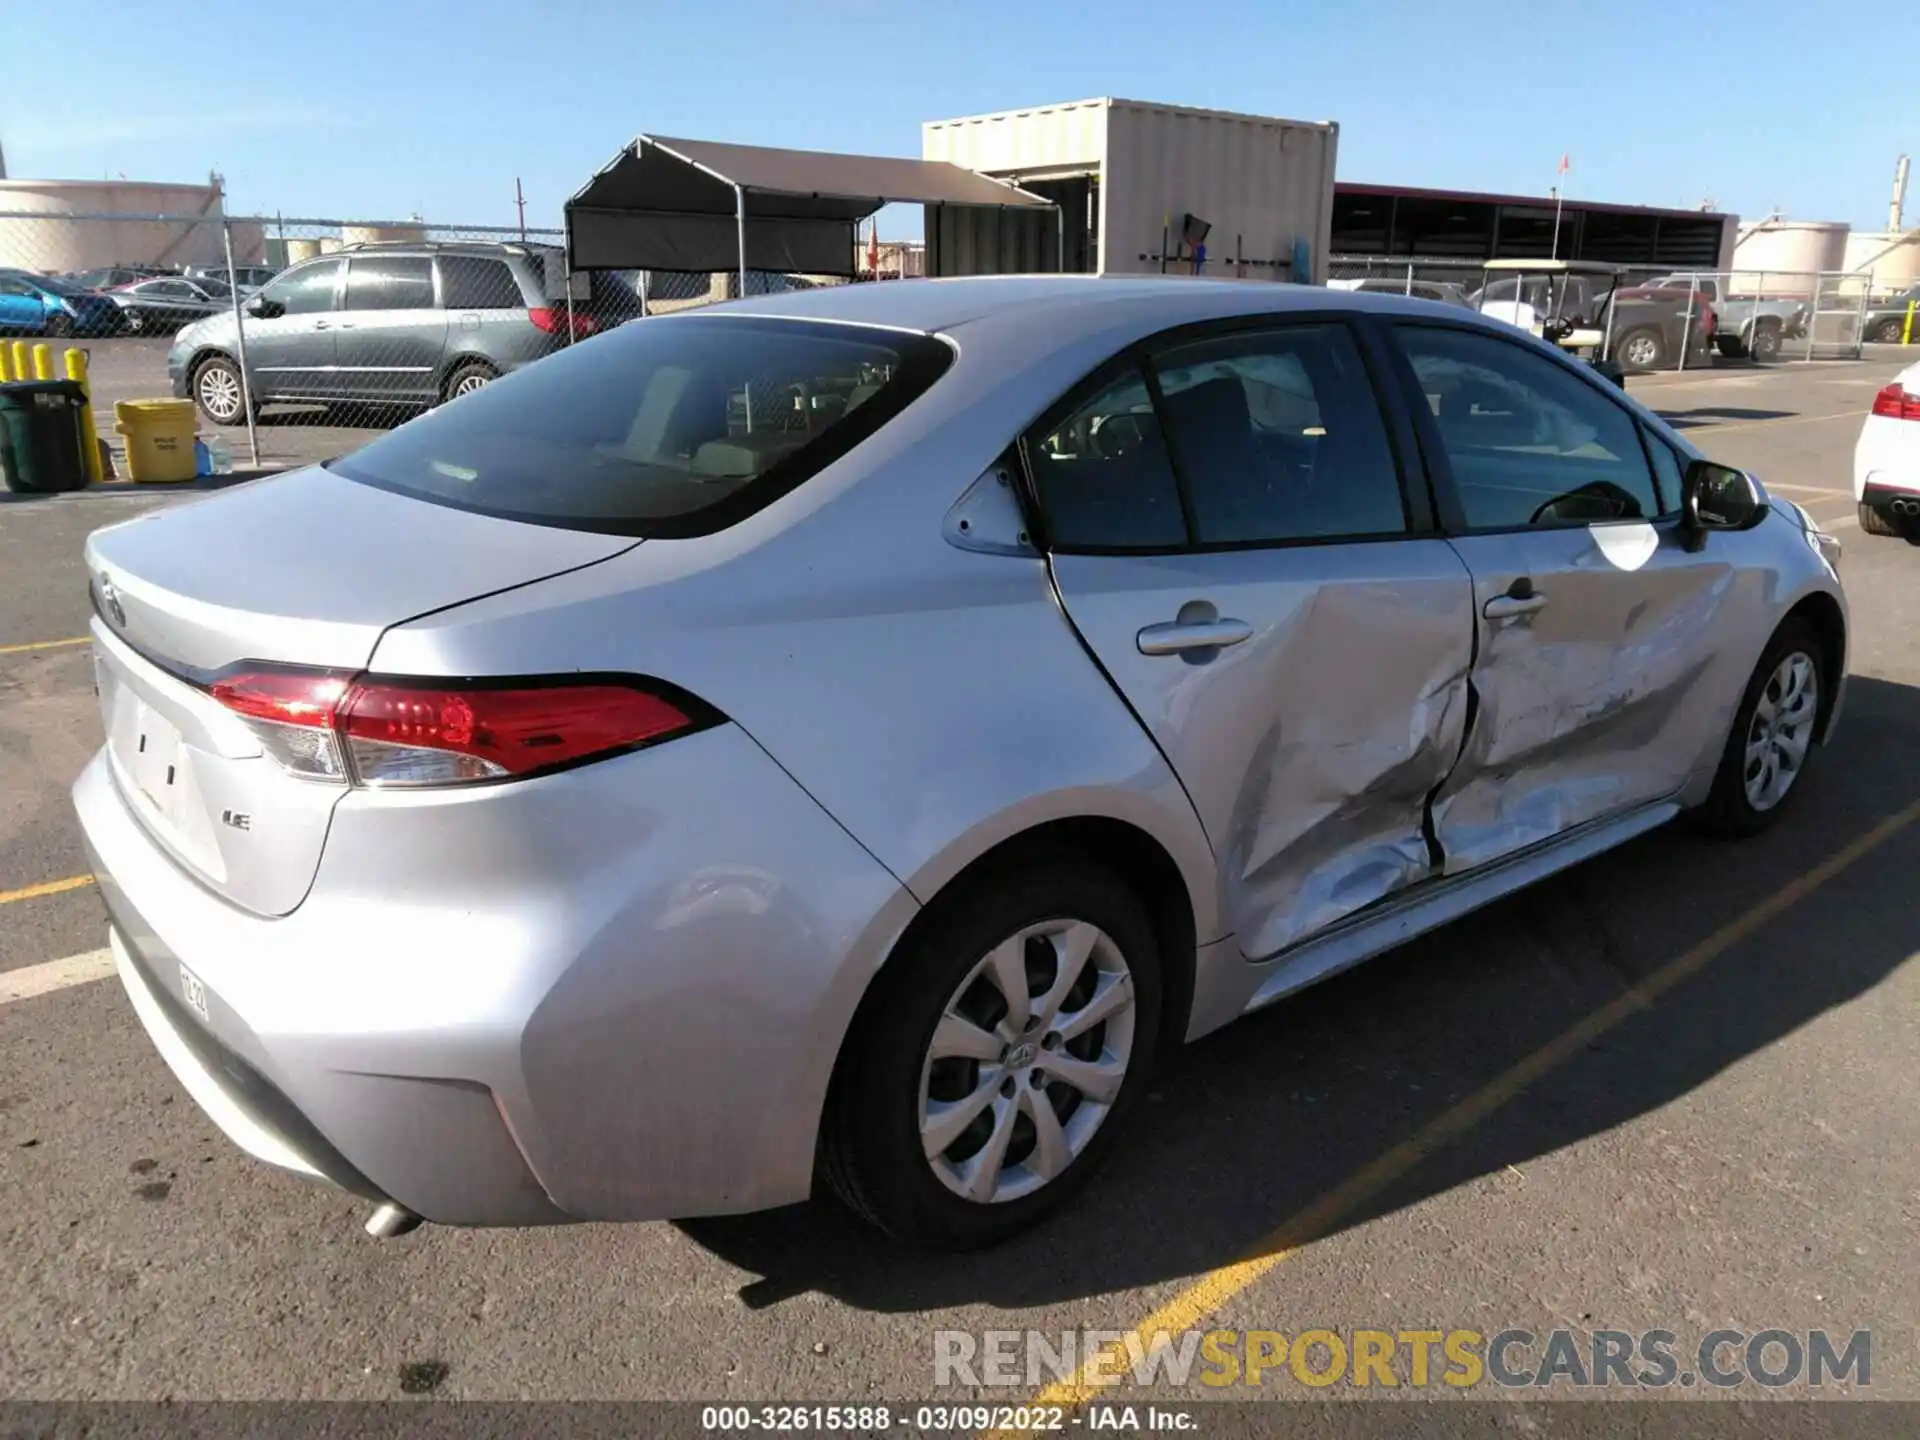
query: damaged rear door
[
  {"left": 1033, "top": 316, "right": 1476, "bottom": 961},
  {"left": 1386, "top": 322, "right": 1742, "bottom": 873}
]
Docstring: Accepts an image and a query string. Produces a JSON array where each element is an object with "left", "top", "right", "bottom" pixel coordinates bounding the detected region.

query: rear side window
[
  {"left": 440, "top": 256, "right": 524, "bottom": 310},
  {"left": 345, "top": 256, "right": 435, "bottom": 311},
  {"left": 1027, "top": 369, "right": 1187, "bottom": 550},
  {"left": 1150, "top": 324, "right": 1407, "bottom": 543},
  {"left": 329, "top": 316, "right": 952, "bottom": 537}
]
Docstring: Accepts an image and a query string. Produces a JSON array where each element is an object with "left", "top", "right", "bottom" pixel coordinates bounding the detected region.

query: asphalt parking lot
[{"left": 1, "top": 355, "right": 1916, "bottom": 1414}]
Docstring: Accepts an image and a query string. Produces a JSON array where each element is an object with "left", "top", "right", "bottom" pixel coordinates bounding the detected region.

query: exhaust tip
[{"left": 364, "top": 1202, "right": 423, "bottom": 1239}]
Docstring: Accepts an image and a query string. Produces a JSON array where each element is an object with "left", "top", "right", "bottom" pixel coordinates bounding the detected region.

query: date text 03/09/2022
[{"left": 698, "top": 1404, "right": 1192, "bottom": 1432}]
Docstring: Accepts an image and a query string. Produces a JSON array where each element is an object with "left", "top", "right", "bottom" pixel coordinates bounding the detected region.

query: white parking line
[{"left": 0, "top": 948, "right": 113, "bottom": 1006}]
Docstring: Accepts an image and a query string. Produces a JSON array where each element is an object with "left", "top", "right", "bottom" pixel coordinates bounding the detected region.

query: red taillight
[
  {"left": 337, "top": 681, "right": 693, "bottom": 786},
  {"left": 527, "top": 306, "right": 597, "bottom": 338},
  {"left": 208, "top": 669, "right": 703, "bottom": 787},
  {"left": 1870, "top": 382, "right": 1920, "bottom": 421}
]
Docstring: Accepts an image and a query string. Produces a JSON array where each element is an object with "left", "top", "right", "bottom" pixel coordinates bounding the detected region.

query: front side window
[
  {"left": 1395, "top": 324, "right": 1661, "bottom": 529},
  {"left": 344, "top": 256, "right": 435, "bottom": 311},
  {"left": 258, "top": 260, "right": 341, "bottom": 316},
  {"left": 1150, "top": 324, "right": 1407, "bottom": 544},
  {"left": 1027, "top": 368, "right": 1186, "bottom": 551},
  {"left": 329, "top": 316, "right": 951, "bottom": 537}
]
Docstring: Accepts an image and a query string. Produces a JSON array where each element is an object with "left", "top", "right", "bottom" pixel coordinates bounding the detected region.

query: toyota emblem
[{"left": 99, "top": 576, "right": 126, "bottom": 629}]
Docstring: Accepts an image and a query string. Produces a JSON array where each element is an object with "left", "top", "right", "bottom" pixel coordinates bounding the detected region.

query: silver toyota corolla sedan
[{"left": 74, "top": 276, "right": 1847, "bottom": 1250}]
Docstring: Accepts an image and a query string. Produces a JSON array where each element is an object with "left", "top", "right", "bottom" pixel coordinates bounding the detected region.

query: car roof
[{"left": 704, "top": 273, "right": 1494, "bottom": 339}]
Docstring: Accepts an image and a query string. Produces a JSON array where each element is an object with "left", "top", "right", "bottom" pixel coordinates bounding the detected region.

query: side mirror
[
  {"left": 247, "top": 297, "right": 283, "bottom": 320},
  {"left": 1589, "top": 358, "right": 1627, "bottom": 389},
  {"left": 1680, "top": 458, "right": 1767, "bottom": 551}
]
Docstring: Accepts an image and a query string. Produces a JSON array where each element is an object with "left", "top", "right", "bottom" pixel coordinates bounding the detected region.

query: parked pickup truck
[
  {"left": 1470, "top": 262, "right": 1715, "bottom": 372},
  {"left": 1634, "top": 275, "right": 1809, "bottom": 362},
  {"left": 1861, "top": 286, "right": 1920, "bottom": 346}
]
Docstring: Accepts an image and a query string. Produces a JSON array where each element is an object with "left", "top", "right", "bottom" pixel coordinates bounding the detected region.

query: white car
[{"left": 1855, "top": 360, "right": 1920, "bottom": 541}]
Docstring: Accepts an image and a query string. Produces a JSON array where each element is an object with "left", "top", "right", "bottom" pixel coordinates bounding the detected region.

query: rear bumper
[{"left": 73, "top": 722, "right": 918, "bottom": 1227}]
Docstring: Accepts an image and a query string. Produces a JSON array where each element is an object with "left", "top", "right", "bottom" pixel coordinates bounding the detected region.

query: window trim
[
  {"left": 1380, "top": 317, "right": 1676, "bottom": 538},
  {"left": 1017, "top": 310, "right": 1438, "bottom": 558}
]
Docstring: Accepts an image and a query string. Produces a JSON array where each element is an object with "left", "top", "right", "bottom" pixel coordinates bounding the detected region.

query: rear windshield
[{"left": 328, "top": 315, "right": 953, "bottom": 537}]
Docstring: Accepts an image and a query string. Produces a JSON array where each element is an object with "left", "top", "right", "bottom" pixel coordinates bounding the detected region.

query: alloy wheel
[
  {"left": 1622, "top": 334, "right": 1660, "bottom": 368},
  {"left": 197, "top": 365, "right": 243, "bottom": 423},
  {"left": 453, "top": 372, "right": 491, "bottom": 396},
  {"left": 1743, "top": 651, "right": 1818, "bottom": 812},
  {"left": 917, "top": 918, "right": 1137, "bottom": 1205}
]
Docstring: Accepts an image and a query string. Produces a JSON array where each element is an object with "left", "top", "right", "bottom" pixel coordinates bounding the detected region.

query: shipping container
[{"left": 921, "top": 97, "right": 1338, "bottom": 284}]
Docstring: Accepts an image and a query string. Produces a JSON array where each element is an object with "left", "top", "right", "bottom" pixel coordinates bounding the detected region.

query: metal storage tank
[
  {"left": 1731, "top": 219, "right": 1850, "bottom": 289},
  {"left": 340, "top": 223, "right": 427, "bottom": 247},
  {"left": 923, "top": 97, "right": 1338, "bottom": 283},
  {"left": 284, "top": 237, "right": 324, "bottom": 264},
  {"left": 1846, "top": 230, "right": 1920, "bottom": 293},
  {"left": 0, "top": 178, "right": 233, "bottom": 273}
]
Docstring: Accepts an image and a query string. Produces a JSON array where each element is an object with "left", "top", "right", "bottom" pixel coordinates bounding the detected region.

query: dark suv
[{"left": 168, "top": 241, "right": 609, "bottom": 425}]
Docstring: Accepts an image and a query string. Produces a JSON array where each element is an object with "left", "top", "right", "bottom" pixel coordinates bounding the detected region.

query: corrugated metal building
[
  {"left": 922, "top": 97, "right": 1339, "bottom": 283},
  {"left": 1330, "top": 182, "right": 1736, "bottom": 269}
]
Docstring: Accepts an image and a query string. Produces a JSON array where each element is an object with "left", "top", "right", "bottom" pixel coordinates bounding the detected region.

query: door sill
[{"left": 1241, "top": 799, "right": 1681, "bottom": 1016}]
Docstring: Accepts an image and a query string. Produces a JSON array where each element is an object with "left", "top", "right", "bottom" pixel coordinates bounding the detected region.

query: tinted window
[
  {"left": 1396, "top": 325, "right": 1661, "bottom": 529},
  {"left": 345, "top": 256, "right": 434, "bottom": 311},
  {"left": 1027, "top": 368, "right": 1186, "bottom": 551},
  {"left": 440, "top": 256, "right": 523, "bottom": 310},
  {"left": 258, "top": 260, "right": 340, "bottom": 316},
  {"left": 0, "top": 276, "right": 33, "bottom": 296},
  {"left": 1151, "top": 324, "right": 1406, "bottom": 543},
  {"left": 146, "top": 280, "right": 193, "bottom": 298},
  {"left": 330, "top": 316, "right": 950, "bottom": 537}
]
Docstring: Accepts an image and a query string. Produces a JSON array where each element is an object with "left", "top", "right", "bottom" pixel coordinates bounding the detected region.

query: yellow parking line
[
  {"left": 1008, "top": 797, "right": 1920, "bottom": 1421},
  {"left": 0, "top": 874, "right": 95, "bottom": 908},
  {"left": 0, "top": 635, "right": 88, "bottom": 657}
]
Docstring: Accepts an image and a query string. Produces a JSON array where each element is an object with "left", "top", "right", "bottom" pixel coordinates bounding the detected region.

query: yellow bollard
[
  {"left": 8, "top": 341, "right": 28, "bottom": 381},
  {"left": 64, "top": 348, "right": 106, "bottom": 485},
  {"left": 31, "top": 343, "right": 54, "bottom": 382},
  {"left": 0, "top": 345, "right": 11, "bottom": 382},
  {"left": 1905, "top": 300, "right": 1916, "bottom": 347}
]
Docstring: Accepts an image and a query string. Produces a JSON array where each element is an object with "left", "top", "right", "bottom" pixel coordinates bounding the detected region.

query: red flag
[{"left": 1557, "top": 153, "right": 1571, "bottom": 176}]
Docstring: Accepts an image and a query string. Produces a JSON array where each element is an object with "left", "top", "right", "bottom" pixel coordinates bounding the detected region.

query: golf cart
[{"left": 1471, "top": 258, "right": 1634, "bottom": 385}]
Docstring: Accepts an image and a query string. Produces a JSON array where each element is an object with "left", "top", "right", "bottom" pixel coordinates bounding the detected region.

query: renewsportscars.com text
[{"left": 933, "top": 1327, "right": 1871, "bottom": 1391}]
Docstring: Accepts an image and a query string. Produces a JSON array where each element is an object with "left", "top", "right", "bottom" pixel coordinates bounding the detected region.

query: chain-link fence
[
  {"left": 0, "top": 208, "right": 850, "bottom": 473},
  {"left": 1328, "top": 255, "right": 1885, "bottom": 370}
]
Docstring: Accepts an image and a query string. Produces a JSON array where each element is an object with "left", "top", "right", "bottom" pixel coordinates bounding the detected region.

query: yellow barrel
[{"left": 113, "top": 399, "right": 200, "bottom": 483}]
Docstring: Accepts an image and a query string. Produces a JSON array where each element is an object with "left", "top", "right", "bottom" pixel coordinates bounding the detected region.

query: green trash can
[{"left": 0, "top": 380, "right": 92, "bottom": 495}]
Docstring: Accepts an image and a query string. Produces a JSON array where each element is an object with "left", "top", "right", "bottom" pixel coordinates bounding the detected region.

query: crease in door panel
[{"left": 1420, "top": 540, "right": 1486, "bottom": 873}]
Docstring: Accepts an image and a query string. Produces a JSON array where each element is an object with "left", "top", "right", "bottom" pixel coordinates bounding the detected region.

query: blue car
[{"left": 0, "top": 269, "right": 124, "bottom": 337}]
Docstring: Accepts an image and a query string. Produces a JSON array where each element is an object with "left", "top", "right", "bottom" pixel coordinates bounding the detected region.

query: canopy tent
[{"left": 566, "top": 133, "right": 1058, "bottom": 281}]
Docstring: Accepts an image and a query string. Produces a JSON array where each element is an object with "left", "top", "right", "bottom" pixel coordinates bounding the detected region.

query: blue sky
[{"left": 3, "top": 0, "right": 1908, "bottom": 237}]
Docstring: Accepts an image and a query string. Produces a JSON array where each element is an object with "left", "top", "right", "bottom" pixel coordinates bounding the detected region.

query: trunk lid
[{"left": 86, "top": 466, "right": 636, "bottom": 915}]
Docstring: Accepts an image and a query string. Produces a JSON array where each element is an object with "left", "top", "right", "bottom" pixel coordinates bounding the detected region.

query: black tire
[
  {"left": 1690, "top": 618, "right": 1826, "bottom": 839},
  {"left": 122, "top": 309, "right": 145, "bottom": 334},
  {"left": 1859, "top": 502, "right": 1899, "bottom": 537},
  {"left": 45, "top": 312, "right": 73, "bottom": 338},
  {"left": 1870, "top": 318, "right": 1906, "bottom": 345},
  {"left": 191, "top": 354, "right": 250, "bottom": 426},
  {"left": 1615, "top": 327, "right": 1666, "bottom": 371},
  {"left": 821, "top": 859, "right": 1164, "bottom": 1250},
  {"left": 1748, "top": 323, "right": 1783, "bottom": 362},
  {"left": 443, "top": 361, "right": 497, "bottom": 402},
  {"left": 1715, "top": 335, "right": 1747, "bottom": 359}
]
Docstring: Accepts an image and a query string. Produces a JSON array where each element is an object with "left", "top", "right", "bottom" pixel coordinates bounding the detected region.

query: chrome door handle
[
  {"left": 1483, "top": 592, "right": 1548, "bottom": 620},
  {"left": 1137, "top": 618, "right": 1254, "bottom": 655},
  {"left": 313, "top": 320, "right": 330, "bottom": 329}
]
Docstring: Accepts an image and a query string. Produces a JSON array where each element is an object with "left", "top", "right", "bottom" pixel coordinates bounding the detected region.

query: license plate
[{"left": 178, "top": 963, "right": 210, "bottom": 1024}]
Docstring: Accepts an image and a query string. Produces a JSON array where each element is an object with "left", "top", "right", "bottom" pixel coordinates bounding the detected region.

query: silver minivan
[{"left": 168, "top": 241, "right": 596, "bottom": 425}]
